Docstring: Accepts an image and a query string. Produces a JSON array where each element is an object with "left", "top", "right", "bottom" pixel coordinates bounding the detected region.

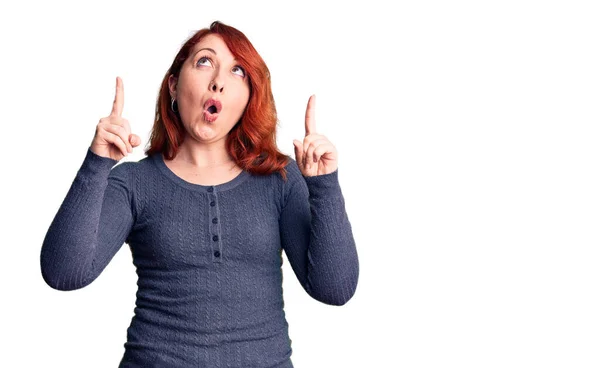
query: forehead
[{"left": 193, "top": 34, "right": 233, "bottom": 57}]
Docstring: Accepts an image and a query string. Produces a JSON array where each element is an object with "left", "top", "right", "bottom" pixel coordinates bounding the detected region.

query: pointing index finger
[
  {"left": 304, "top": 94, "right": 316, "bottom": 136},
  {"left": 111, "top": 76, "right": 124, "bottom": 117}
]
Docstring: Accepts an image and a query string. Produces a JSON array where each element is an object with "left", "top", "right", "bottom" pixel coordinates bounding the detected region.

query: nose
[{"left": 210, "top": 77, "right": 224, "bottom": 93}]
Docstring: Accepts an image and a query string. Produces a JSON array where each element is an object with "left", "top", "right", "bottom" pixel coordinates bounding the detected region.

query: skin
[
  {"left": 167, "top": 33, "right": 250, "bottom": 169},
  {"left": 293, "top": 94, "right": 339, "bottom": 177},
  {"left": 90, "top": 76, "right": 141, "bottom": 161},
  {"left": 165, "top": 33, "right": 340, "bottom": 177},
  {"left": 100, "top": 36, "right": 340, "bottom": 178}
]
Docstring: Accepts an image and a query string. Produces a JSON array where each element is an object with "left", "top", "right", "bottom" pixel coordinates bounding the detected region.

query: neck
[{"left": 173, "top": 140, "right": 235, "bottom": 169}]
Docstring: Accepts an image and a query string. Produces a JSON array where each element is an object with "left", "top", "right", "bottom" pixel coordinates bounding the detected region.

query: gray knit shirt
[{"left": 41, "top": 147, "right": 359, "bottom": 368}]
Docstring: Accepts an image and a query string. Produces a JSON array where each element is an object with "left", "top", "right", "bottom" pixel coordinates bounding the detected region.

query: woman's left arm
[{"left": 279, "top": 95, "right": 359, "bottom": 306}]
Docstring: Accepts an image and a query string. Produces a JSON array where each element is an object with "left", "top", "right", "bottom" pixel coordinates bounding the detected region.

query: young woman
[{"left": 41, "top": 20, "right": 359, "bottom": 368}]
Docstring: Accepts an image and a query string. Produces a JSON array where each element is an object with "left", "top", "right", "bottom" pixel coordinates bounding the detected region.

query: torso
[{"left": 164, "top": 157, "right": 244, "bottom": 186}]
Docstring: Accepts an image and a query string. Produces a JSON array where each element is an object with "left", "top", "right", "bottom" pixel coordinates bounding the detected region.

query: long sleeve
[
  {"left": 279, "top": 162, "right": 359, "bottom": 306},
  {"left": 40, "top": 147, "right": 135, "bottom": 291}
]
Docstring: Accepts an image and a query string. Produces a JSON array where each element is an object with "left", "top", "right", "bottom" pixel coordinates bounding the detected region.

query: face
[{"left": 168, "top": 34, "right": 250, "bottom": 143}]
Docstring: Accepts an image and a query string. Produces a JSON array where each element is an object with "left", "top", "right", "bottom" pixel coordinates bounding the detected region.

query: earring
[{"left": 171, "top": 97, "right": 178, "bottom": 113}]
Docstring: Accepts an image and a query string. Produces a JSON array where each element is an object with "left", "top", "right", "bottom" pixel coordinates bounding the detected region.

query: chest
[
  {"left": 164, "top": 160, "right": 243, "bottom": 186},
  {"left": 127, "top": 184, "right": 283, "bottom": 270}
]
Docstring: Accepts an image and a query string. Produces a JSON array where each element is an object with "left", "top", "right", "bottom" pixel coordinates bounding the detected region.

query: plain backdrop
[{"left": 2, "top": 0, "right": 600, "bottom": 367}]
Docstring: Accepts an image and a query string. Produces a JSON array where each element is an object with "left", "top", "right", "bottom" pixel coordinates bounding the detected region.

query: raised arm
[
  {"left": 279, "top": 165, "right": 359, "bottom": 306},
  {"left": 280, "top": 94, "right": 359, "bottom": 306},
  {"left": 40, "top": 148, "right": 135, "bottom": 291},
  {"left": 40, "top": 76, "right": 140, "bottom": 291}
]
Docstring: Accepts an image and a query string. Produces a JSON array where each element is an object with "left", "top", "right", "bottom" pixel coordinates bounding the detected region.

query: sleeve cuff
[
  {"left": 78, "top": 147, "right": 120, "bottom": 179},
  {"left": 304, "top": 168, "right": 343, "bottom": 199}
]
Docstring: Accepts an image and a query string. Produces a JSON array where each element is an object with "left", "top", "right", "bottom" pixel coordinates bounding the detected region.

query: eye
[
  {"left": 232, "top": 66, "right": 246, "bottom": 77},
  {"left": 196, "top": 56, "right": 212, "bottom": 67},
  {"left": 196, "top": 55, "right": 246, "bottom": 78}
]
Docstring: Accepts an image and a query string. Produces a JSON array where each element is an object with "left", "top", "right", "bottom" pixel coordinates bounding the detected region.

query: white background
[{"left": 2, "top": 0, "right": 600, "bottom": 367}]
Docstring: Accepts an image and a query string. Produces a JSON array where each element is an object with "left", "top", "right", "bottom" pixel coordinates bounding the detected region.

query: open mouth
[
  {"left": 204, "top": 98, "right": 222, "bottom": 114},
  {"left": 203, "top": 98, "right": 222, "bottom": 123},
  {"left": 203, "top": 110, "right": 219, "bottom": 122}
]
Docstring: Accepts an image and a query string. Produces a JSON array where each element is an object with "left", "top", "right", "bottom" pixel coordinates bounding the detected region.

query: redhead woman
[{"left": 40, "top": 20, "right": 359, "bottom": 368}]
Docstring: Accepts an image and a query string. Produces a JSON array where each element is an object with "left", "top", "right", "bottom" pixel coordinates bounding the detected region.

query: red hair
[{"left": 144, "top": 21, "right": 291, "bottom": 181}]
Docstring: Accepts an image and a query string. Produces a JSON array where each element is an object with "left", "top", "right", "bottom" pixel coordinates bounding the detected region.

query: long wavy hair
[{"left": 144, "top": 21, "right": 291, "bottom": 180}]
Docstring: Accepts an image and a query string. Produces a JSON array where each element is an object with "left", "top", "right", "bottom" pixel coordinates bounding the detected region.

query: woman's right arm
[
  {"left": 40, "top": 147, "right": 134, "bottom": 290},
  {"left": 40, "top": 76, "right": 141, "bottom": 291}
]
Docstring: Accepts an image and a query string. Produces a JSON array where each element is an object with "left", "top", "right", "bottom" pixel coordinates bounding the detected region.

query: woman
[{"left": 40, "top": 21, "right": 359, "bottom": 367}]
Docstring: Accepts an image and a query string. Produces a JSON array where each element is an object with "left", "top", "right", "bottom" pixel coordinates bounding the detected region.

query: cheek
[
  {"left": 179, "top": 76, "right": 204, "bottom": 101},
  {"left": 235, "top": 89, "right": 250, "bottom": 110},
  {"left": 181, "top": 90, "right": 202, "bottom": 110}
]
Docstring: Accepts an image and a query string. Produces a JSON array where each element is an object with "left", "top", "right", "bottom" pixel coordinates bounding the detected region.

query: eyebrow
[{"left": 193, "top": 47, "right": 237, "bottom": 62}]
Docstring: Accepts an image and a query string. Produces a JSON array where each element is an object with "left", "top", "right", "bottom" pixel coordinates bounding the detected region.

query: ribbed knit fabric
[{"left": 40, "top": 147, "right": 359, "bottom": 368}]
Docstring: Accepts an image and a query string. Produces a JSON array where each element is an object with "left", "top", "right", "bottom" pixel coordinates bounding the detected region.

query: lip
[
  {"left": 203, "top": 98, "right": 222, "bottom": 114},
  {"left": 203, "top": 110, "right": 219, "bottom": 123}
]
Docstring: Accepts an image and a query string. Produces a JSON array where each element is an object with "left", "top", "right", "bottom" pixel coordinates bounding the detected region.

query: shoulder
[
  {"left": 107, "top": 156, "right": 151, "bottom": 220},
  {"left": 276, "top": 156, "right": 308, "bottom": 205},
  {"left": 110, "top": 154, "right": 155, "bottom": 175},
  {"left": 109, "top": 157, "right": 138, "bottom": 180},
  {"left": 107, "top": 155, "right": 153, "bottom": 192},
  {"left": 274, "top": 155, "right": 305, "bottom": 194}
]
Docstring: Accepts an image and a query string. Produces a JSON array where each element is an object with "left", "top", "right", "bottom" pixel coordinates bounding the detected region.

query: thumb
[
  {"left": 129, "top": 134, "right": 141, "bottom": 147},
  {"left": 293, "top": 139, "right": 303, "bottom": 165}
]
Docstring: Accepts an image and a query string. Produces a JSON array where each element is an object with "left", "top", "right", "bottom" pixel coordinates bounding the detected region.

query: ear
[{"left": 168, "top": 74, "right": 178, "bottom": 99}]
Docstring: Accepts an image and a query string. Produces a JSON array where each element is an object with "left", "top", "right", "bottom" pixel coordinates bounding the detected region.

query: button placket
[{"left": 207, "top": 186, "right": 222, "bottom": 263}]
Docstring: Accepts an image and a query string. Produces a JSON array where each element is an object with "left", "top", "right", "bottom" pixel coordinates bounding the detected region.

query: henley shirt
[{"left": 40, "top": 147, "right": 359, "bottom": 368}]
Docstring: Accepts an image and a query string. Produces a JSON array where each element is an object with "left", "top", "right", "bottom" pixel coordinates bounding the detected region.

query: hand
[
  {"left": 90, "top": 76, "right": 141, "bottom": 161},
  {"left": 293, "top": 94, "right": 338, "bottom": 177}
]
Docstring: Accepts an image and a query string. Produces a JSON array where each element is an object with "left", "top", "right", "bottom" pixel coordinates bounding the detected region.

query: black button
[
  {"left": 214, "top": 250, "right": 220, "bottom": 257},
  {"left": 213, "top": 235, "right": 219, "bottom": 241},
  {"left": 212, "top": 217, "right": 218, "bottom": 224},
  {"left": 207, "top": 187, "right": 214, "bottom": 192},
  {"left": 210, "top": 201, "right": 216, "bottom": 206}
]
